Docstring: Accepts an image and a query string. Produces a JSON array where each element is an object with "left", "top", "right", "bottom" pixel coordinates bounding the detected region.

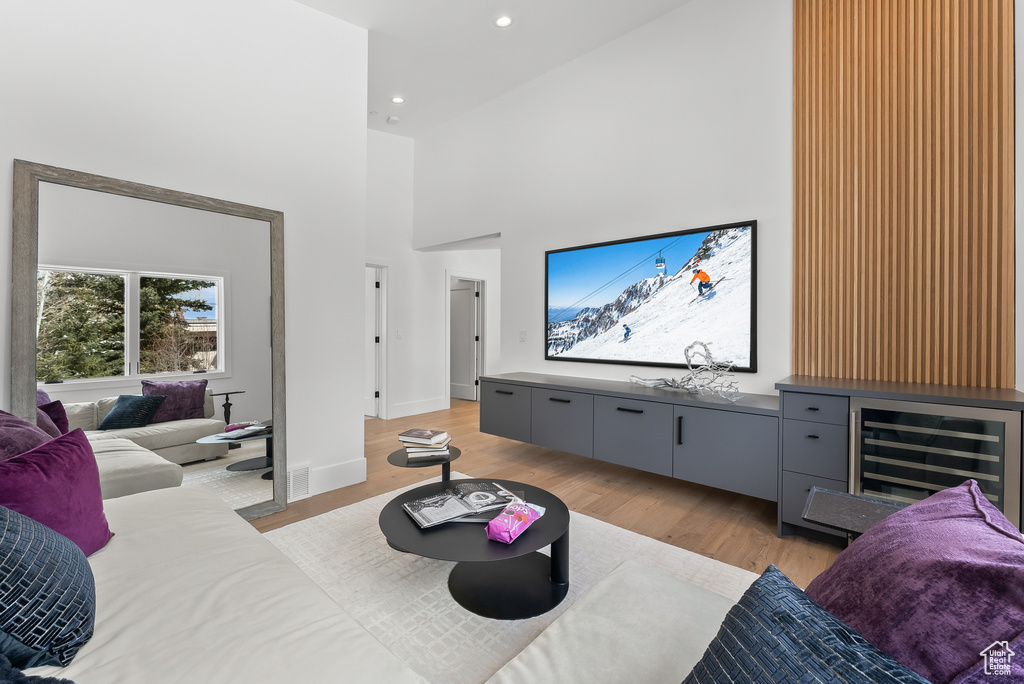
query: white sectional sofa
[
  {"left": 27, "top": 485, "right": 426, "bottom": 684},
  {"left": 66, "top": 389, "right": 228, "bottom": 465}
]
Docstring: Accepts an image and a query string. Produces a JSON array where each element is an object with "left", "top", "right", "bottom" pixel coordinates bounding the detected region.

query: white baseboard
[
  {"left": 387, "top": 396, "right": 449, "bottom": 420},
  {"left": 310, "top": 456, "right": 367, "bottom": 497}
]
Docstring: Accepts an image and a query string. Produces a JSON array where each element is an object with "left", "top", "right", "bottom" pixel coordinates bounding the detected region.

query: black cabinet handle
[
  {"left": 496, "top": 390, "right": 514, "bottom": 395},
  {"left": 677, "top": 416, "right": 684, "bottom": 445},
  {"left": 549, "top": 397, "right": 571, "bottom": 403},
  {"left": 616, "top": 407, "right": 644, "bottom": 414},
  {"left": 806, "top": 434, "right": 820, "bottom": 440},
  {"left": 806, "top": 406, "right": 820, "bottom": 412}
]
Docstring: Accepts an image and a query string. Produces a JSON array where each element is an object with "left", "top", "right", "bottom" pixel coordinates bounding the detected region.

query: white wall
[
  {"left": 367, "top": 130, "right": 501, "bottom": 418},
  {"left": 0, "top": 0, "right": 369, "bottom": 496},
  {"left": 413, "top": 0, "right": 793, "bottom": 395}
]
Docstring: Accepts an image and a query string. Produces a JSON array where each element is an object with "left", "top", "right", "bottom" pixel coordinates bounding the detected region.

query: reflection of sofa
[
  {"left": 89, "top": 436, "right": 183, "bottom": 500},
  {"left": 66, "top": 389, "right": 228, "bottom": 465},
  {"left": 27, "top": 485, "right": 425, "bottom": 683}
]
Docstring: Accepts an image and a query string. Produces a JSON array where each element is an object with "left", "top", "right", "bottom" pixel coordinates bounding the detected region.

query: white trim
[
  {"left": 389, "top": 396, "right": 449, "bottom": 420},
  {"left": 310, "top": 456, "right": 367, "bottom": 497},
  {"left": 366, "top": 261, "right": 390, "bottom": 420}
]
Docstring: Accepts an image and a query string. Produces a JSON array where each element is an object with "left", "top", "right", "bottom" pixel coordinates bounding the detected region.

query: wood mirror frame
[{"left": 11, "top": 159, "right": 287, "bottom": 519}]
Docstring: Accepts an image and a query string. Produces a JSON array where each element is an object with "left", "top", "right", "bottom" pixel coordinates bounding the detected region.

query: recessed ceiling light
[
  {"left": 494, "top": 16, "right": 513, "bottom": 28},
  {"left": 386, "top": 116, "right": 400, "bottom": 125},
  {"left": 391, "top": 97, "right": 405, "bottom": 104}
]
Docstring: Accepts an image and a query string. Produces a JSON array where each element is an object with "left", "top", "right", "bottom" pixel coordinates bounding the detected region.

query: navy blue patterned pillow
[
  {"left": 684, "top": 565, "right": 930, "bottom": 684},
  {"left": 96, "top": 394, "right": 165, "bottom": 430},
  {"left": 0, "top": 505, "right": 96, "bottom": 668}
]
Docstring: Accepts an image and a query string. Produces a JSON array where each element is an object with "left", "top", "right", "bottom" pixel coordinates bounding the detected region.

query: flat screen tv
[{"left": 545, "top": 220, "right": 756, "bottom": 372}]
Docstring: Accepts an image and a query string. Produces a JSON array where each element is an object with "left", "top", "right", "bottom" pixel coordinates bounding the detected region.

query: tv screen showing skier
[{"left": 545, "top": 220, "right": 757, "bottom": 372}]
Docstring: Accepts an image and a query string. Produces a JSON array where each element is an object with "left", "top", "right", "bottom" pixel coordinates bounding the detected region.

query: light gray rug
[
  {"left": 180, "top": 444, "right": 273, "bottom": 510},
  {"left": 264, "top": 473, "right": 757, "bottom": 684}
]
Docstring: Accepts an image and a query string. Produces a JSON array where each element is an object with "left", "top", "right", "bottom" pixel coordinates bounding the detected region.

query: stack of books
[{"left": 398, "top": 428, "right": 452, "bottom": 461}]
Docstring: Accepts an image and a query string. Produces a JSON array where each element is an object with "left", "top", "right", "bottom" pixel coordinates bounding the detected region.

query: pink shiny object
[{"left": 485, "top": 501, "right": 542, "bottom": 544}]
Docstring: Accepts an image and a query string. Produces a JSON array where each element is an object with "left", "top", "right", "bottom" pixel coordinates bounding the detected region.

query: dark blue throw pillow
[
  {"left": 683, "top": 565, "right": 930, "bottom": 684},
  {"left": 0, "top": 505, "right": 96, "bottom": 669},
  {"left": 96, "top": 394, "right": 166, "bottom": 430}
]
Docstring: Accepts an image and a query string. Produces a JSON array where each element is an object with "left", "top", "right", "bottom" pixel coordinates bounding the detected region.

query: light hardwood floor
[{"left": 253, "top": 399, "right": 841, "bottom": 588}]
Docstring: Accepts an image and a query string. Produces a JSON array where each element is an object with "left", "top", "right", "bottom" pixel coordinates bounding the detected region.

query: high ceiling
[{"left": 296, "top": 0, "right": 694, "bottom": 138}]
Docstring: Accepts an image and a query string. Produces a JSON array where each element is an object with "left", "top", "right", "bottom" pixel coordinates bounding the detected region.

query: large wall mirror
[{"left": 11, "top": 160, "right": 287, "bottom": 519}]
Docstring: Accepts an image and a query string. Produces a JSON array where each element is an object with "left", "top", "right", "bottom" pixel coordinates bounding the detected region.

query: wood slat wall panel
[{"left": 793, "top": 0, "right": 1014, "bottom": 387}]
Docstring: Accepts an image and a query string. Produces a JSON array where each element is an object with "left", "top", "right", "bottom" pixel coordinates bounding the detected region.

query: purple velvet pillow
[
  {"left": 805, "top": 480, "right": 1024, "bottom": 683},
  {"left": 0, "top": 409, "right": 52, "bottom": 461},
  {"left": 38, "top": 400, "right": 70, "bottom": 434},
  {"left": 0, "top": 429, "right": 113, "bottom": 556},
  {"left": 36, "top": 388, "right": 51, "bottom": 405},
  {"left": 36, "top": 408, "right": 61, "bottom": 438},
  {"left": 142, "top": 379, "right": 207, "bottom": 423}
]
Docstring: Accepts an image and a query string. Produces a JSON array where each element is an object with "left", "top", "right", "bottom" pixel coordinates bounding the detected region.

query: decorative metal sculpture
[{"left": 629, "top": 341, "right": 742, "bottom": 402}]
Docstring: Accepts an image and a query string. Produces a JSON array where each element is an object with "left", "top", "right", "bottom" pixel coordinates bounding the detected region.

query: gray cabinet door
[
  {"left": 593, "top": 396, "right": 673, "bottom": 476},
  {"left": 531, "top": 388, "right": 594, "bottom": 457},
  {"left": 673, "top": 406, "right": 779, "bottom": 501},
  {"left": 479, "top": 381, "right": 531, "bottom": 442}
]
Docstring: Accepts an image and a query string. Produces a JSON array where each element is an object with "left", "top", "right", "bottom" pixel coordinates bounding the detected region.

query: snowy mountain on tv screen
[{"left": 546, "top": 226, "right": 752, "bottom": 367}]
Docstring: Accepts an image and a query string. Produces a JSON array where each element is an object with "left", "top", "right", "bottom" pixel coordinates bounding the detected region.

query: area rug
[
  {"left": 180, "top": 445, "right": 273, "bottom": 510},
  {"left": 263, "top": 473, "right": 757, "bottom": 684}
]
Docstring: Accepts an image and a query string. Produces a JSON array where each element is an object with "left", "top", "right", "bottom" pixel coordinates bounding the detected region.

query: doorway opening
[{"left": 449, "top": 277, "right": 482, "bottom": 402}]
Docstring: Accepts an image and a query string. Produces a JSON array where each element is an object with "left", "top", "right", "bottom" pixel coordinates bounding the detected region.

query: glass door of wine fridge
[{"left": 851, "top": 397, "right": 1021, "bottom": 528}]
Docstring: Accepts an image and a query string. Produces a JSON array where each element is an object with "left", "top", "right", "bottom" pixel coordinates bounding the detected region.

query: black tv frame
[{"left": 543, "top": 219, "right": 757, "bottom": 373}]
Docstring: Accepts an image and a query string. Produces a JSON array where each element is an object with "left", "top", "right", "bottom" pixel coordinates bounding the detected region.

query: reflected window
[{"left": 37, "top": 268, "right": 222, "bottom": 381}]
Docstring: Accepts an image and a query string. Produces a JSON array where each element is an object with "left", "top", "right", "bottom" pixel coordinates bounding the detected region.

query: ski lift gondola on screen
[{"left": 655, "top": 252, "right": 666, "bottom": 270}]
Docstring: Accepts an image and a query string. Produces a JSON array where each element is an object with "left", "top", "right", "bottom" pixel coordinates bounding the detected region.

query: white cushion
[
  {"left": 89, "top": 437, "right": 182, "bottom": 499},
  {"left": 27, "top": 486, "right": 425, "bottom": 684},
  {"left": 487, "top": 560, "right": 739, "bottom": 684}
]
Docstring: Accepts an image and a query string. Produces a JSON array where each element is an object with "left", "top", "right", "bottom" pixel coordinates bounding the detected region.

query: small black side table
[
  {"left": 211, "top": 390, "right": 245, "bottom": 425},
  {"left": 387, "top": 446, "right": 460, "bottom": 484}
]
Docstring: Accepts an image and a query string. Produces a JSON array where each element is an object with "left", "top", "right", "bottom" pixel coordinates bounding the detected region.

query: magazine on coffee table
[{"left": 402, "top": 482, "right": 518, "bottom": 528}]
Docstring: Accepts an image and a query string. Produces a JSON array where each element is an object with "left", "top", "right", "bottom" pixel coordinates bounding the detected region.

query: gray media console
[
  {"left": 482, "top": 372, "right": 1024, "bottom": 542},
  {"left": 480, "top": 373, "right": 781, "bottom": 503}
]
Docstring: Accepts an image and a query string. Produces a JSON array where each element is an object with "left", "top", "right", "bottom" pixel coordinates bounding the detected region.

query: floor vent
[{"left": 287, "top": 463, "right": 311, "bottom": 502}]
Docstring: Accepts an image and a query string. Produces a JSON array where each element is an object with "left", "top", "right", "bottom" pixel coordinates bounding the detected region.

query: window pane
[
  {"left": 139, "top": 277, "right": 218, "bottom": 374},
  {"left": 36, "top": 270, "right": 126, "bottom": 380}
]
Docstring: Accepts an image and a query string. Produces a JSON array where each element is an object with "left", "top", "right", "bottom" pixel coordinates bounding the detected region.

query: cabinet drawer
[
  {"left": 781, "top": 471, "right": 848, "bottom": 537},
  {"left": 783, "top": 392, "right": 850, "bottom": 426},
  {"left": 782, "top": 419, "right": 848, "bottom": 480},
  {"left": 479, "top": 381, "right": 531, "bottom": 443},
  {"left": 593, "top": 396, "right": 672, "bottom": 476},
  {"left": 531, "top": 388, "right": 594, "bottom": 458}
]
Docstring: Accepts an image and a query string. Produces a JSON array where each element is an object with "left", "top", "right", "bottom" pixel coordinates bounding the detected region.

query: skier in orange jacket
[{"left": 691, "top": 268, "right": 713, "bottom": 296}]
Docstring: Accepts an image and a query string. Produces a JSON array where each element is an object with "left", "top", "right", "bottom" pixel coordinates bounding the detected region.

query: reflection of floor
[{"left": 181, "top": 441, "right": 273, "bottom": 510}]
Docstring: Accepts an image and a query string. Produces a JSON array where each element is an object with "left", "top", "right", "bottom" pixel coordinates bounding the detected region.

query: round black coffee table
[
  {"left": 378, "top": 478, "right": 570, "bottom": 620},
  {"left": 386, "top": 446, "right": 460, "bottom": 483}
]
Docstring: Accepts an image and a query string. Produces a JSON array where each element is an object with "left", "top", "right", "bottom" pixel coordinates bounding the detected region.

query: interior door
[
  {"left": 364, "top": 267, "right": 380, "bottom": 416},
  {"left": 450, "top": 280, "right": 479, "bottom": 401}
]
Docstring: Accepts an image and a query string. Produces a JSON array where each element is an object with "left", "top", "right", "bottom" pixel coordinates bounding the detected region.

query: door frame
[
  {"left": 445, "top": 269, "right": 486, "bottom": 406},
  {"left": 366, "top": 263, "right": 389, "bottom": 419}
]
